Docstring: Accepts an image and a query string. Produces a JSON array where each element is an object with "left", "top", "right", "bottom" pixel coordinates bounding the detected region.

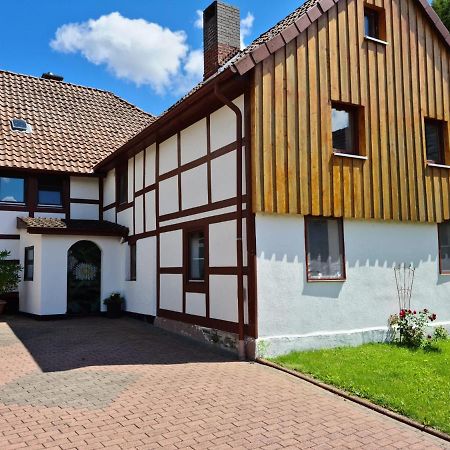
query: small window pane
[
  {"left": 425, "top": 119, "right": 444, "bottom": 164},
  {"left": 0, "top": 177, "right": 25, "bottom": 203},
  {"left": 364, "top": 9, "right": 379, "bottom": 39},
  {"left": 130, "top": 244, "right": 137, "bottom": 281},
  {"left": 118, "top": 171, "right": 128, "bottom": 205},
  {"left": 24, "top": 247, "right": 34, "bottom": 281},
  {"left": 306, "top": 217, "right": 344, "bottom": 280},
  {"left": 439, "top": 222, "right": 450, "bottom": 273},
  {"left": 38, "top": 177, "right": 63, "bottom": 206},
  {"left": 332, "top": 107, "right": 355, "bottom": 154},
  {"left": 189, "top": 231, "right": 205, "bottom": 281}
]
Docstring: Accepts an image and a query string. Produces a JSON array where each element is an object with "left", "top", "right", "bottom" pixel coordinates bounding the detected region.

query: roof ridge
[{"left": 0, "top": 69, "right": 155, "bottom": 118}]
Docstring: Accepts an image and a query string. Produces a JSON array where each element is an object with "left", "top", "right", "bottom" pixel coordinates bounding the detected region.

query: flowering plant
[{"left": 389, "top": 309, "right": 438, "bottom": 348}]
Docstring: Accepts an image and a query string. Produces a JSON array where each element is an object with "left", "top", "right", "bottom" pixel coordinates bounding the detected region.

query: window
[
  {"left": 129, "top": 243, "right": 137, "bottom": 281},
  {"left": 10, "top": 119, "right": 32, "bottom": 133},
  {"left": 364, "top": 5, "right": 386, "bottom": 41},
  {"left": 117, "top": 167, "right": 128, "bottom": 205},
  {"left": 438, "top": 222, "right": 450, "bottom": 274},
  {"left": 188, "top": 230, "right": 205, "bottom": 282},
  {"left": 0, "top": 176, "right": 25, "bottom": 203},
  {"left": 305, "top": 217, "right": 345, "bottom": 281},
  {"left": 425, "top": 118, "right": 446, "bottom": 165},
  {"left": 24, "top": 247, "right": 34, "bottom": 281},
  {"left": 38, "top": 176, "right": 63, "bottom": 206},
  {"left": 332, "top": 103, "right": 359, "bottom": 155}
]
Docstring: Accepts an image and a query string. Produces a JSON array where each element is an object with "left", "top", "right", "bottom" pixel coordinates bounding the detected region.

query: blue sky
[{"left": 0, "top": 1, "right": 301, "bottom": 116}]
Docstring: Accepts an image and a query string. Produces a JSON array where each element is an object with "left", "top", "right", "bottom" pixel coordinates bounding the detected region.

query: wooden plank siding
[{"left": 250, "top": 0, "right": 450, "bottom": 223}]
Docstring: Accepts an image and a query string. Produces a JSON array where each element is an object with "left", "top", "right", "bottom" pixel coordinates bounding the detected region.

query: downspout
[{"left": 213, "top": 81, "right": 246, "bottom": 361}]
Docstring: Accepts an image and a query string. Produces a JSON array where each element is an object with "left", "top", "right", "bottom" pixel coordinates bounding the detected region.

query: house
[{"left": 2, "top": 0, "right": 450, "bottom": 358}]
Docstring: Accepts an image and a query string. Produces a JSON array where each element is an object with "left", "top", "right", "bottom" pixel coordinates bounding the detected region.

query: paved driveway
[{"left": 0, "top": 317, "right": 448, "bottom": 450}]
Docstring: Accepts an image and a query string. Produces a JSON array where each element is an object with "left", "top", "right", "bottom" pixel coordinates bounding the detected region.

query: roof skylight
[{"left": 10, "top": 119, "right": 32, "bottom": 133}]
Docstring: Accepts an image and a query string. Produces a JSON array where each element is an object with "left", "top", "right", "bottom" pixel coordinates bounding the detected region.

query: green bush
[{"left": 0, "top": 250, "right": 21, "bottom": 294}]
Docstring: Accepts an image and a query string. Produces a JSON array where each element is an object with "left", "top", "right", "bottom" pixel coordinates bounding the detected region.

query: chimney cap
[{"left": 41, "top": 72, "right": 64, "bottom": 82}]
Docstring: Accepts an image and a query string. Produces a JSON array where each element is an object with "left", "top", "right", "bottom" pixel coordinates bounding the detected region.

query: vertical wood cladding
[{"left": 251, "top": 0, "right": 450, "bottom": 223}]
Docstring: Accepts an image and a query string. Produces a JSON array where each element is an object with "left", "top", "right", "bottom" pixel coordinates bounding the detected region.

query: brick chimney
[{"left": 203, "top": 1, "right": 240, "bottom": 80}]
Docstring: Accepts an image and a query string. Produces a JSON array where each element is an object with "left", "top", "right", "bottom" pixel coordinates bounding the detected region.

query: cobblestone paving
[{"left": 0, "top": 316, "right": 448, "bottom": 449}]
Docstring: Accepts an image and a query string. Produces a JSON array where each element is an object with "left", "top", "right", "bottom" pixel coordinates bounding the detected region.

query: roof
[
  {"left": 0, "top": 70, "right": 155, "bottom": 174},
  {"left": 17, "top": 217, "right": 129, "bottom": 237}
]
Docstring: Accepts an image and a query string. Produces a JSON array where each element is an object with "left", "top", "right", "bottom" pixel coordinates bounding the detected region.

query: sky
[{"left": 0, "top": 1, "right": 302, "bottom": 116}]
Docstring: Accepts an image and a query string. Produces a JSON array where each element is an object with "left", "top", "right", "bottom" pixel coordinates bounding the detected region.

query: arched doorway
[{"left": 67, "top": 241, "right": 101, "bottom": 315}]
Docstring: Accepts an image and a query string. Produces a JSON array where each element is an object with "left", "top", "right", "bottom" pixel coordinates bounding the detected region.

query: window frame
[
  {"left": 24, "top": 246, "right": 34, "bottom": 282},
  {"left": 331, "top": 102, "right": 363, "bottom": 157},
  {"left": 116, "top": 164, "right": 128, "bottom": 207},
  {"left": 438, "top": 222, "right": 450, "bottom": 275},
  {"left": 304, "top": 216, "right": 346, "bottom": 282},
  {"left": 37, "top": 175, "right": 64, "bottom": 207},
  {"left": 364, "top": 4, "right": 387, "bottom": 42},
  {"left": 184, "top": 225, "right": 208, "bottom": 293},
  {"left": 129, "top": 242, "right": 137, "bottom": 281},
  {"left": 0, "top": 175, "right": 26, "bottom": 204},
  {"left": 424, "top": 117, "right": 448, "bottom": 166}
]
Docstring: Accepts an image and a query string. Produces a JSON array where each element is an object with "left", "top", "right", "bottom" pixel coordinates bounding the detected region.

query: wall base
[
  {"left": 154, "top": 316, "right": 256, "bottom": 359},
  {"left": 256, "top": 322, "right": 450, "bottom": 358}
]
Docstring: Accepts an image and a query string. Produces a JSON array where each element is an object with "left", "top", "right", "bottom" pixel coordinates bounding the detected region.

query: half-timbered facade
[{"left": 3, "top": 0, "right": 450, "bottom": 358}]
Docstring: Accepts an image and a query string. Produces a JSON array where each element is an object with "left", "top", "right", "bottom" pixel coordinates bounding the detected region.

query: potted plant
[
  {"left": 103, "top": 293, "right": 125, "bottom": 318},
  {"left": 0, "top": 250, "right": 21, "bottom": 315}
]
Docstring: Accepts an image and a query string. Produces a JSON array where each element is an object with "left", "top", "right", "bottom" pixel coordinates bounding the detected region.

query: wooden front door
[{"left": 67, "top": 241, "right": 101, "bottom": 315}]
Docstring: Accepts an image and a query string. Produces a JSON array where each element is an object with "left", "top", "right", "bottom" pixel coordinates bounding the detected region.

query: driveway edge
[{"left": 256, "top": 358, "right": 450, "bottom": 444}]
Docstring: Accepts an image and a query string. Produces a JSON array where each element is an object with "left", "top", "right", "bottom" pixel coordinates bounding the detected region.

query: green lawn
[{"left": 271, "top": 341, "right": 450, "bottom": 435}]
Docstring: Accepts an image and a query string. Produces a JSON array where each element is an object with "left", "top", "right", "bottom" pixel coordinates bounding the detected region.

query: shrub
[
  {"left": 390, "top": 309, "right": 438, "bottom": 348},
  {"left": 434, "top": 325, "right": 449, "bottom": 342},
  {"left": 0, "top": 250, "right": 22, "bottom": 294},
  {"left": 103, "top": 292, "right": 124, "bottom": 307}
]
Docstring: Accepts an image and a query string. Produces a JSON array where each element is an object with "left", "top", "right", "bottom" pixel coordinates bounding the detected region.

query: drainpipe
[{"left": 213, "top": 82, "right": 246, "bottom": 361}]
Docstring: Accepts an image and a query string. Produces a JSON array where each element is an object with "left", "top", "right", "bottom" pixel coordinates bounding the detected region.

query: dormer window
[
  {"left": 364, "top": 5, "right": 386, "bottom": 42},
  {"left": 10, "top": 119, "right": 32, "bottom": 133}
]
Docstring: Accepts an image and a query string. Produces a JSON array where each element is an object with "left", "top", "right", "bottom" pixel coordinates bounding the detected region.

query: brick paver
[{"left": 0, "top": 317, "right": 448, "bottom": 449}]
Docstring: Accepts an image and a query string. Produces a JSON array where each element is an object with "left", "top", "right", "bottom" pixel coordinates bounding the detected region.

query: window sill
[
  {"left": 333, "top": 152, "right": 368, "bottom": 161},
  {"left": 307, "top": 278, "right": 346, "bottom": 283},
  {"left": 364, "top": 36, "right": 388, "bottom": 46},
  {"left": 427, "top": 162, "right": 450, "bottom": 169}
]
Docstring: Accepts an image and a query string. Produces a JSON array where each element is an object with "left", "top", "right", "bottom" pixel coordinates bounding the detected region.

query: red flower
[{"left": 413, "top": 310, "right": 417, "bottom": 315}]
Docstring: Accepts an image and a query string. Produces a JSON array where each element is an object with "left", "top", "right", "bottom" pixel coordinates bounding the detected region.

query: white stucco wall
[
  {"left": 256, "top": 214, "right": 450, "bottom": 356},
  {"left": 18, "top": 235, "right": 124, "bottom": 316},
  {"left": 70, "top": 177, "right": 99, "bottom": 200},
  {"left": 124, "top": 236, "right": 157, "bottom": 316},
  {"left": 18, "top": 231, "right": 42, "bottom": 315},
  {"left": 70, "top": 203, "right": 99, "bottom": 220}
]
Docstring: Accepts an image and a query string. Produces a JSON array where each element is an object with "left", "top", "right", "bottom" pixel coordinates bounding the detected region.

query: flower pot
[
  {"left": 0, "top": 300, "right": 7, "bottom": 315},
  {"left": 106, "top": 303, "right": 123, "bottom": 319}
]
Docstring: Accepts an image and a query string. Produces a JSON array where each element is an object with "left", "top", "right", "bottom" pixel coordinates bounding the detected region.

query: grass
[{"left": 271, "top": 341, "right": 450, "bottom": 435}]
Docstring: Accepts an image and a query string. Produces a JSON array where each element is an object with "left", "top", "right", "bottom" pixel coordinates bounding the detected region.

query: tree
[
  {"left": 433, "top": 0, "right": 450, "bottom": 32},
  {"left": 0, "top": 250, "right": 22, "bottom": 294}
]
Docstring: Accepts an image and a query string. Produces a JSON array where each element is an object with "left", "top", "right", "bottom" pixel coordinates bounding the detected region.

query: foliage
[
  {"left": 0, "top": 250, "right": 21, "bottom": 294},
  {"left": 433, "top": 0, "right": 450, "bottom": 33},
  {"left": 389, "top": 309, "right": 438, "bottom": 348},
  {"left": 434, "top": 325, "right": 449, "bottom": 342},
  {"left": 271, "top": 341, "right": 450, "bottom": 434},
  {"left": 103, "top": 292, "right": 125, "bottom": 307}
]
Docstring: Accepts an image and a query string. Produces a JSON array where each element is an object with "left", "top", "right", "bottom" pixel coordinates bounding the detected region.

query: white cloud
[
  {"left": 51, "top": 10, "right": 256, "bottom": 98},
  {"left": 194, "top": 10, "right": 204, "bottom": 30},
  {"left": 240, "top": 12, "right": 255, "bottom": 49},
  {"left": 51, "top": 12, "right": 196, "bottom": 95}
]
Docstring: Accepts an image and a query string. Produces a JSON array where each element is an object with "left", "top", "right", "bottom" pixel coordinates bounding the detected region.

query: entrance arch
[{"left": 67, "top": 241, "right": 101, "bottom": 314}]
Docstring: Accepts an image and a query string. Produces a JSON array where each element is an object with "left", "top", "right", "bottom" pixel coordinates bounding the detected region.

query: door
[{"left": 67, "top": 241, "right": 101, "bottom": 314}]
